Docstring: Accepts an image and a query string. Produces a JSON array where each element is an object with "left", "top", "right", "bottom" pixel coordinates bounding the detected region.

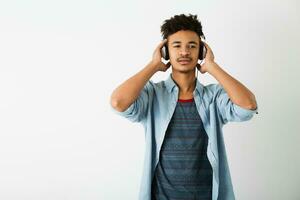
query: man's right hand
[{"left": 151, "top": 39, "right": 171, "bottom": 72}]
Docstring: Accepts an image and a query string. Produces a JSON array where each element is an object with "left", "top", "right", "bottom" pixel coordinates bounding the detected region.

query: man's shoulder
[
  {"left": 203, "top": 83, "right": 221, "bottom": 91},
  {"left": 145, "top": 79, "right": 168, "bottom": 90},
  {"left": 201, "top": 83, "right": 222, "bottom": 98}
]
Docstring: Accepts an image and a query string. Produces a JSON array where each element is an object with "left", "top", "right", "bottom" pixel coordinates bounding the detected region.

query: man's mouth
[{"left": 178, "top": 59, "right": 192, "bottom": 65}]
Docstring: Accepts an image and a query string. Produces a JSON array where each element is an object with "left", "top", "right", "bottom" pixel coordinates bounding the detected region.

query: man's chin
[
  {"left": 173, "top": 62, "right": 196, "bottom": 68},
  {"left": 171, "top": 65, "right": 196, "bottom": 73}
]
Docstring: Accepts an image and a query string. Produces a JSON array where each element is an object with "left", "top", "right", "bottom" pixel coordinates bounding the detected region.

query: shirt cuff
[
  {"left": 110, "top": 101, "right": 135, "bottom": 116},
  {"left": 234, "top": 103, "right": 259, "bottom": 117}
]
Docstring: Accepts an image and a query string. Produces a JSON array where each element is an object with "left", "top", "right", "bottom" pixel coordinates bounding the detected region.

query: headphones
[{"left": 160, "top": 37, "right": 207, "bottom": 61}]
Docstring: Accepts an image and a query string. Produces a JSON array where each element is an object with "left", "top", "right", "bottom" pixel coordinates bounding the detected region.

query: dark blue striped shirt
[{"left": 151, "top": 98, "right": 213, "bottom": 200}]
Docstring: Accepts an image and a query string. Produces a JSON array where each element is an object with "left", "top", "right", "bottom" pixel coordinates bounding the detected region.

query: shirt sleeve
[
  {"left": 214, "top": 84, "right": 258, "bottom": 124},
  {"left": 110, "top": 80, "right": 152, "bottom": 123}
]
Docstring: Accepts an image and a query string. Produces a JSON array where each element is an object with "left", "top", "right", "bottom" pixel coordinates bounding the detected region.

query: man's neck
[{"left": 171, "top": 71, "right": 196, "bottom": 95}]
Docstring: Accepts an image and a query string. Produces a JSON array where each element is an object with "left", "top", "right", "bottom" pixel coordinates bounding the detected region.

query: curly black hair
[{"left": 160, "top": 14, "right": 205, "bottom": 40}]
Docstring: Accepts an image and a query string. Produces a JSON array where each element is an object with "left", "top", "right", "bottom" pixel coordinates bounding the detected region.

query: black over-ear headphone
[{"left": 161, "top": 37, "right": 207, "bottom": 61}]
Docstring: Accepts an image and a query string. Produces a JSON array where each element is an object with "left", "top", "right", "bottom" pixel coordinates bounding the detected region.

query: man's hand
[
  {"left": 196, "top": 41, "right": 216, "bottom": 74},
  {"left": 151, "top": 39, "right": 171, "bottom": 72}
]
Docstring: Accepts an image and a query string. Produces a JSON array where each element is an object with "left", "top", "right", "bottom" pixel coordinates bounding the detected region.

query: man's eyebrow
[{"left": 171, "top": 41, "right": 198, "bottom": 45}]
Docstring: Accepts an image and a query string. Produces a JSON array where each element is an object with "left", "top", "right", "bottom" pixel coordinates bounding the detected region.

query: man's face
[{"left": 167, "top": 30, "right": 200, "bottom": 73}]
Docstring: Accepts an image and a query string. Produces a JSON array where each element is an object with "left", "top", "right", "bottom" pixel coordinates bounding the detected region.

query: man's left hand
[{"left": 196, "top": 41, "right": 216, "bottom": 74}]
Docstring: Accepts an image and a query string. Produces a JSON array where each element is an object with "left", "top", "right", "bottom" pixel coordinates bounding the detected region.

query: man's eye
[{"left": 173, "top": 45, "right": 196, "bottom": 48}]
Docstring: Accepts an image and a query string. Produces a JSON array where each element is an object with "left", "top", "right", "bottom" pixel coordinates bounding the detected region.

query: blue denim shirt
[{"left": 111, "top": 73, "right": 258, "bottom": 200}]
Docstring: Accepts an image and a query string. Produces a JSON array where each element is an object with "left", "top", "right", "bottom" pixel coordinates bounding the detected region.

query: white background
[{"left": 0, "top": 0, "right": 299, "bottom": 199}]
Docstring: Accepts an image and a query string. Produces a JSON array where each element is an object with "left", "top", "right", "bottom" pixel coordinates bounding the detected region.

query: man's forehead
[
  {"left": 171, "top": 40, "right": 199, "bottom": 44},
  {"left": 168, "top": 31, "right": 200, "bottom": 44},
  {"left": 169, "top": 38, "right": 200, "bottom": 45}
]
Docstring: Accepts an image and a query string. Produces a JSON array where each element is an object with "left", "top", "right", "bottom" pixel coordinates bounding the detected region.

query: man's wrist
[
  {"left": 147, "top": 61, "right": 160, "bottom": 73},
  {"left": 206, "top": 61, "right": 219, "bottom": 74}
]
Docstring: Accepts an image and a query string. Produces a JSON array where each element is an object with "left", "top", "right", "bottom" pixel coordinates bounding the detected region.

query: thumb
[{"left": 166, "top": 62, "right": 171, "bottom": 68}]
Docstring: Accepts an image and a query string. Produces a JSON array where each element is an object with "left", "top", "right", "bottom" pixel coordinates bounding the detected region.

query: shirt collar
[{"left": 165, "top": 73, "right": 204, "bottom": 96}]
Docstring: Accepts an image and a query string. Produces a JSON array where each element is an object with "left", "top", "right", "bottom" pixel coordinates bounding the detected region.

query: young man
[{"left": 110, "top": 14, "right": 258, "bottom": 200}]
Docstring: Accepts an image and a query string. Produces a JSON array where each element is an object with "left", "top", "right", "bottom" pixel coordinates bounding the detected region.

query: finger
[
  {"left": 166, "top": 62, "right": 171, "bottom": 68},
  {"left": 158, "top": 39, "right": 168, "bottom": 48},
  {"left": 202, "top": 41, "right": 210, "bottom": 49}
]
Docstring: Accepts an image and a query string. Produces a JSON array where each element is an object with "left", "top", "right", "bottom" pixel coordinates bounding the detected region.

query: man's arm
[
  {"left": 198, "top": 41, "right": 257, "bottom": 110},
  {"left": 110, "top": 39, "right": 170, "bottom": 112},
  {"left": 110, "top": 61, "right": 158, "bottom": 112},
  {"left": 207, "top": 62, "right": 257, "bottom": 110}
]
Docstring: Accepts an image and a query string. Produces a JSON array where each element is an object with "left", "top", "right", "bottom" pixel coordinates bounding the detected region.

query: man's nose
[{"left": 179, "top": 48, "right": 191, "bottom": 56}]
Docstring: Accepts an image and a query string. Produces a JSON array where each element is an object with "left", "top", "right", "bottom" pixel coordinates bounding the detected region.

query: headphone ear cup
[
  {"left": 161, "top": 45, "right": 167, "bottom": 60},
  {"left": 163, "top": 44, "right": 169, "bottom": 60},
  {"left": 202, "top": 42, "right": 207, "bottom": 60},
  {"left": 199, "top": 41, "right": 206, "bottom": 60}
]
